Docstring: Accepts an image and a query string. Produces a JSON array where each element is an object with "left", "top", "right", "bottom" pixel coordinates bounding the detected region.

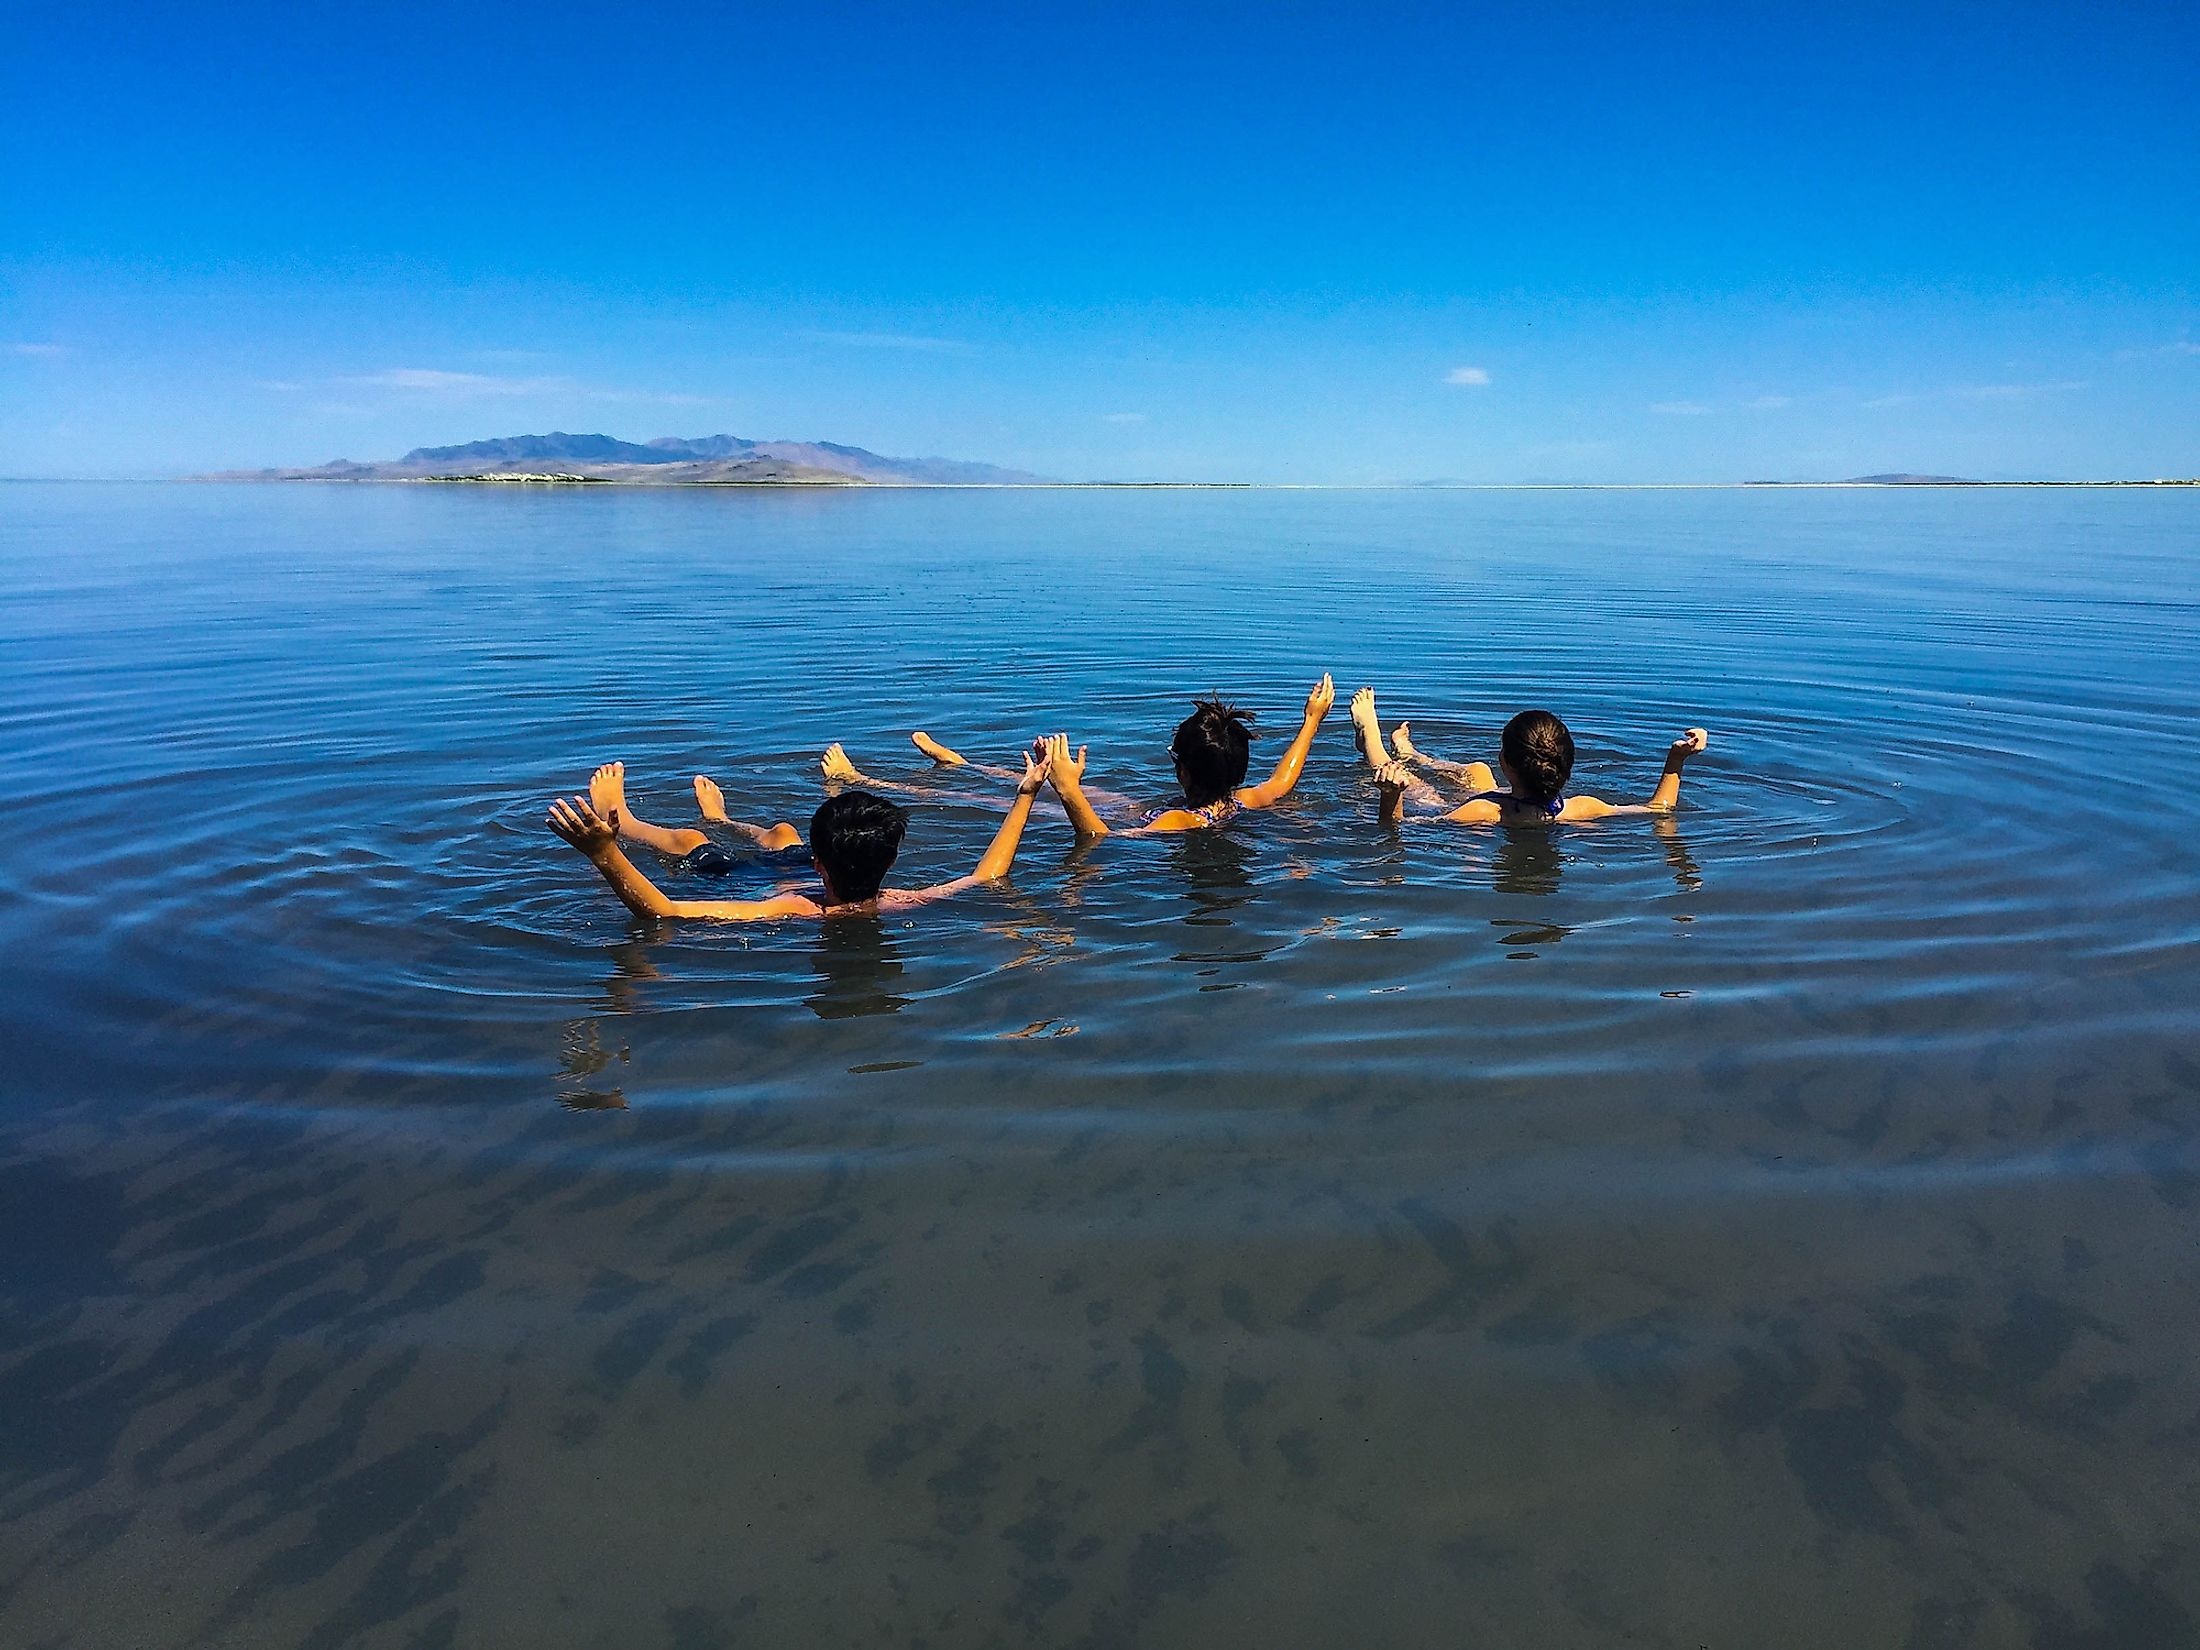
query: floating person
[
  {"left": 584, "top": 761, "right": 804, "bottom": 876},
  {"left": 1041, "top": 674, "right": 1337, "bottom": 838},
  {"left": 1348, "top": 686, "right": 1707, "bottom": 825},
  {"left": 546, "top": 747, "right": 1053, "bottom": 921}
]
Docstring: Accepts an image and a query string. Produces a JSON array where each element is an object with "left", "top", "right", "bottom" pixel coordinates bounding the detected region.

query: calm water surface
[{"left": 2, "top": 483, "right": 2197, "bottom": 1649}]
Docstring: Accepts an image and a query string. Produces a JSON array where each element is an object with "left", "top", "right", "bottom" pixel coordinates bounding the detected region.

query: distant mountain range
[{"left": 213, "top": 432, "right": 1050, "bottom": 485}]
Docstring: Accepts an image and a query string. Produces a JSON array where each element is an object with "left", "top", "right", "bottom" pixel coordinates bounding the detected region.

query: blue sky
[{"left": 4, "top": 2, "right": 2195, "bottom": 482}]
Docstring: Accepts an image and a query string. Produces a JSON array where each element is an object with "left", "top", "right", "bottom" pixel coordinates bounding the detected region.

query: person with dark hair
[
  {"left": 1041, "top": 674, "right": 1337, "bottom": 838},
  {"left": 545, "top": 747, "right": 1053, "bottom": 921},
  {"left": 1347, "top": 685, "right": 1707, "bottom": 826}
]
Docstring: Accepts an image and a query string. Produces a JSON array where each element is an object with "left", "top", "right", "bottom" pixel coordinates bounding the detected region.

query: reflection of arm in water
[
  {"left": 548, "top": 798, "right": 824, "bottom": 921},
  {"left": 589, "top": 761, "right": 802, "bottom": 856}
]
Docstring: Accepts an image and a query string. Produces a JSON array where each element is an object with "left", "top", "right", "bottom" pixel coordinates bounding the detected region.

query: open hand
[
  {"left": 1017, "top": 747, "right": 1053, "bottom": 796},
  {"left": 1305, "top": 673, "right": 1336, "bottom": 721},
  {"left": 1042, "top": 732, "right": 1088, "bottom": 790},
  {"left": 1671, "top": 728, "right": 1709, "bottom": 759},
  {"left": 548, "top": 796, "right": 619, "bottom": 854}
]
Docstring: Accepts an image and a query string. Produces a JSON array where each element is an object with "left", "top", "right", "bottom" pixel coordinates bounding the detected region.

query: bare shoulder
[
  {"left": 1445, "top": 799, "right": 1503, "bottom": 824},
  {"left": 1141, "top": 809, "right": 1208, "bottom": 833},
  {"left": 1560, "top": 796, "right": 1617, "bottom": 821}
]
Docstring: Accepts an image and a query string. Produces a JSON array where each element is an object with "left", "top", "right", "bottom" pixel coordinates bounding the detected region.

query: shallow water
[{"left": 2, "top": 482, "right": 2198, "bottom": 1649}]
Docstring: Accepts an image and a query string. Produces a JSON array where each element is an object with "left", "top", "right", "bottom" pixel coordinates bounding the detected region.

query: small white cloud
[
  {"left": 336, "top": 367, "right": 713, "bottom": 406},
  {"left": 1651, "top": 400, "right": 1714, "bottom": 416},
  {"left": 1102, "top": 412, "right": 1147, "bottom": 425},
  {"left": 1955, "top": 380, "right": 2088, "bottom": 400},
  {"left": 804, "top": 330, "right": 967, "bottom": 352},
  {"left": 7, "top": 342, "right": 67, "bottom": 358},
  {"left": 348, "top": 368, "right": 552, "bottom": 394},
  {"left": 1443, "top": 366, "right": 1492, "bottom": 386},
  {"left": 2115, "top": 340, "right": 2200, "bottom": 360},
  {"left": 254, "top": 378, "right": 309, "bottom": 392},
  {"left": 1745, "top": 394, "right": 1792, "bottom": 410}
]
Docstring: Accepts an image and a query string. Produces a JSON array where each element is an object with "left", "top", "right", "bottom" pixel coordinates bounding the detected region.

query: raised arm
[
  {"left": 1569, "top": 729, "right": 1710, "bottom": 818},
  {"left": 548, "top": 798, "right": 820, "bottom": 921},
  {"left": 1643, "top": 728, "right": 1709, "bottom": 811},
  {"left": 891, "top": 749, "right": 1054, "bottom": 904},
  {"left": 1236, "top": 674, "right": 1335, "bottom": 809},
  {"left": 1043, "top": 733, "right": 1113, "bottom": 838}
]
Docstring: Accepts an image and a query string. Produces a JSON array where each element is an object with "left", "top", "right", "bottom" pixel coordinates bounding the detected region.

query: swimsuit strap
[
  {"left": 1470, "top": 790, "right": 1563, "bottom": 817},
  {"left": 1146, "top": 797, "right": 1241, "bottom": 827}
]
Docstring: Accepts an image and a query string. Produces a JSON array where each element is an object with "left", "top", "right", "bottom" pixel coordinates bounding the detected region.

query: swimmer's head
[
  {"left": 1170, "top": 696, "right": 1257, "bottom": 807},
  {"left": 809, "top": 789, "right": 908, "bottom": 904},
  {"left": 1500, "top": 709, "right": 1575, "bottom": 805}
]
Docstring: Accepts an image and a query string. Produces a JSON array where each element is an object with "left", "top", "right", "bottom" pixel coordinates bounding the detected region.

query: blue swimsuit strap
[{"left": 1470, "top": 790, "right": 1563, "bottom": 818}]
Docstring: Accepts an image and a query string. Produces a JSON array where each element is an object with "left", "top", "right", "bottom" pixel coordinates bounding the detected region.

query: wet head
[
  {"left": 809, "top": 789, "right": 908, "bottom": 904},
  {"left": 1500, "top": 709, "right": 1575, "bottom": 806},
  {"left": 1170, "top": 696, "right": 1258, "bottom": 806}
]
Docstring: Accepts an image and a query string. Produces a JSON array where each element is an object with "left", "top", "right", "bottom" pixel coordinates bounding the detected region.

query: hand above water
[
  {"left": 1042, "top": 733, "right": 1088, "bottom": 792},
  {"left": 1017, "top": 747, "right": 1052, "bottom": 796},
  {"left": 548, "top": 796, "right": 619, "bottom": 856},
  {"left": 1304, "top": 673, "right": 1336, "bottom": 722},
  {"left": 1670, "top": 728, "right": 1709, "bottom": 760}
]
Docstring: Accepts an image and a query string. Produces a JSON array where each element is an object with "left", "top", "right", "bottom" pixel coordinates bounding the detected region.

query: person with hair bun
[{"left": 1348, "top": 686, "right": 1707, "bottom": 827}]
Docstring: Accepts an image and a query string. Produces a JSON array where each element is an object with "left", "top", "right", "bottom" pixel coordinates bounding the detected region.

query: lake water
[{"left": 3, "top": 481, "right": 2198, "bottom": 1649}]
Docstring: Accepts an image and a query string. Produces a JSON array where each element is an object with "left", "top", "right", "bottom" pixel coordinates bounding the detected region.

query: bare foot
[
  {"left": 590, "top": 761, "right": 628, "bottom": 822},
  {"left": 1390, "top": 722, "right": 1421, "bottom": 761},
  {"left": 911, "top": 731, "right": 966, "bottom": 767},
  {"left": 821, "top": 743, "right": 863, "bottom": 783},
  {"left": 1349, "top": 687, "right": 1384, "bottom": 762},
  {"left": 693, "top": 774, "right": 731, "bottom": 823}
]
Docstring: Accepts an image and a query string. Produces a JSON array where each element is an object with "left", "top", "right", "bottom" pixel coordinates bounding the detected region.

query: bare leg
[
  {"left": 693, "top": 775, "right": 802, "bottom": 851},
  {"left": 1350, "top": 689, "right": 1445, "bottom": 806},
  {"left": 592, "top": 761, "right": 710, "bottom": 857},
  {"left": 822, "top": 742, "right": 1010, "bottom": 807},
  {"left": 912, "top": 730, "right": 1032, "bottom": 783},
  {"left": 1392, "top": 724, "right": 1497, "bottom": 791}
]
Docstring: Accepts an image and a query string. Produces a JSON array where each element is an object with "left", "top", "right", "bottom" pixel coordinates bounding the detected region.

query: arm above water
[
  {"left": 887, "top": 750, "right": 1052, "bottom": 904},
  {"left": 1043, "top": 733, "right": 1116, "bottom": 838},
  {"left": 548, "top": 798, "right": 822, "bottom": 921},
  {"left": 1564, "top": 729, "right": 1709, "bottom": 819},
  {"left": 1236, "top": 674, "right": 1335, "bottom": 809}
]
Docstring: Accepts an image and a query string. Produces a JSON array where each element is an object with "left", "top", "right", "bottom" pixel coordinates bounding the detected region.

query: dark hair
[
  {"left": 1501, "top": 709, "right": 1575, "bottom": 804},
  {"left": 1170, "top": 696, "right": 1257, "bottom": 806},
  {"left": 809, "top": 789, "right": 908, "bottom": 903}
]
